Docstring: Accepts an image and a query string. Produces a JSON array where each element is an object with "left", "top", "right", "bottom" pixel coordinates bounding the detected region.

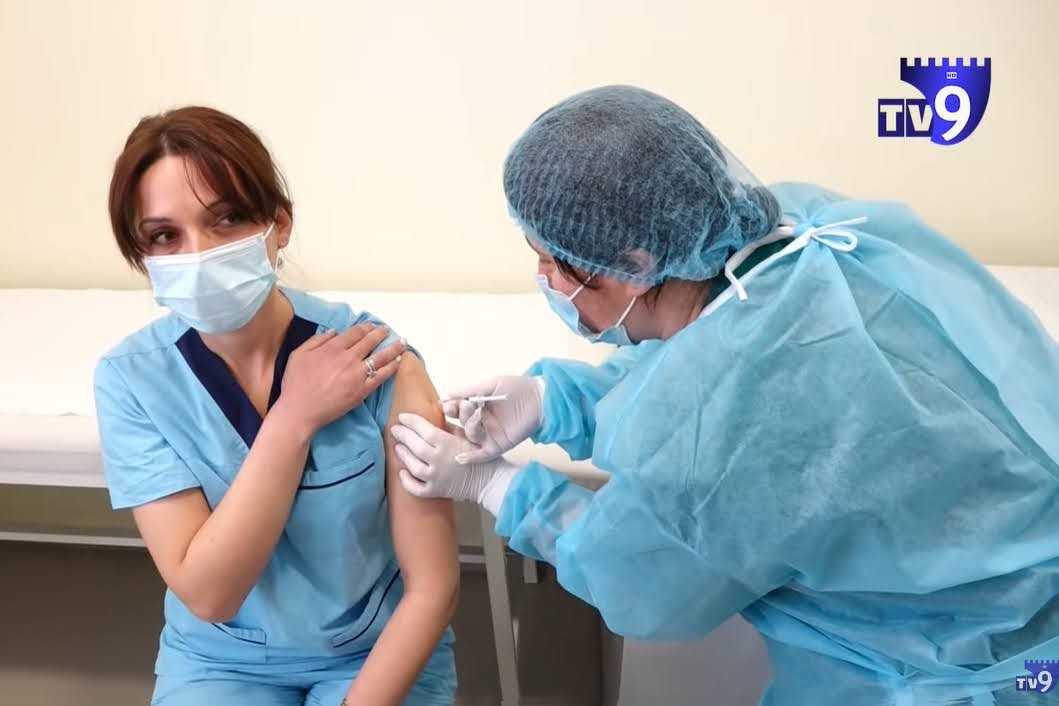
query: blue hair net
[{"left": 503, "top": 85, "right": 781, "bottom": 284}]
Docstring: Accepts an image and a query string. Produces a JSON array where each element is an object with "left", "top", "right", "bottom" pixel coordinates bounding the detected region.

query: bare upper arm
[
  {"left": 383, "top": 354, "right": 459, "bottom": 594},
  {"left": 132, "top": 489, "right": 211, "bottom": 594}
]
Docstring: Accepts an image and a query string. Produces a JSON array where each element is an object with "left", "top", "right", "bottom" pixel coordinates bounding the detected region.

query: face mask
[
  {"left": 144, "top": 223, "right": 279, "bottom": 334},
  {"left": 535, "top": 273, "right": 637, "bottom": 346}
]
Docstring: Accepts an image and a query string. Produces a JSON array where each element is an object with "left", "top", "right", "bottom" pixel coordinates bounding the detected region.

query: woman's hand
[
  {"left": 127, "top": 324, "right": 407, "bottom": 623},
  {"left": 392, "top": 413, "right": 522, "bottom": 512},
  {"left": 274, "top": 324, "right": 406, "bottom": 435},
  {"left": 441, "top": 375, "right": 545, "bottom": 464}
]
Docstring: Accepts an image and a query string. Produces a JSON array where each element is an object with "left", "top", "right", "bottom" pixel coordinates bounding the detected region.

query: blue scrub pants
[
  {"left": 151, "top": 643, "right": 456, "bottom": 705},
  {"left": 151, "top": 677, "right": 453, "bottom": 706}
]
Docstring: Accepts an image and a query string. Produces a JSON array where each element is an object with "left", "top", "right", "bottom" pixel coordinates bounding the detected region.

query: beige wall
[{"left": 1, "top": 0, "right": 1055, "bottom": 293}]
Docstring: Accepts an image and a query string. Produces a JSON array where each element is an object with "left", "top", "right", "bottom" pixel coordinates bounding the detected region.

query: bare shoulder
[{"left": 390, "top": 353, "right": 440, "bottom": 416}]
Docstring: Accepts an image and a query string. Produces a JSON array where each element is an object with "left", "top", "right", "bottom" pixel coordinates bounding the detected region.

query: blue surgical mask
[
  {"left": 144, "top": 223, "right": 279, "bottom": 334},
  {"left": 535, "top": 273, "right": 637, "bottom": 346}
]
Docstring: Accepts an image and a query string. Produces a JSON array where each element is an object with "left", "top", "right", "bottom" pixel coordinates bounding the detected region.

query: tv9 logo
[
  {"left": 1017, "top": 660, "right": 1058, "bottom": 694},
  {"left": 878, "top": 57, "right": 991, "bottom": 145}
]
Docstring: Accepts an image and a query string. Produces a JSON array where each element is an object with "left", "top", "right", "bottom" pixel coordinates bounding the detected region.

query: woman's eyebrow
[
  {"left": 202, "top": 199, "right": 231, "bottom": 214},
  {"left": 139, "top": 198, "right": 233, "bottom": 230}
]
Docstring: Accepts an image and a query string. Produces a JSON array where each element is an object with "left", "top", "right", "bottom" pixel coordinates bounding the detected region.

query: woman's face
[
  {"left": 528, "top": 236, "right": 644, "bottom": 334},
  {"left": 135, "top": 155, "right": 290, "bottom": 262}
]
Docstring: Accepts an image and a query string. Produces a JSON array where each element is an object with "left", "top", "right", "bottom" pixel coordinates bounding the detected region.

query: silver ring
[{"left": 365, "top": 357, "right": 377, "bottom": 379}]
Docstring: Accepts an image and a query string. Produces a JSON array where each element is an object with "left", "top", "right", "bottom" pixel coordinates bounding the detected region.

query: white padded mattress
[
  {"left": 0, "top": 288, "right": 609, "bottom": 486},
  {"left": 2, "top": 266, "right": 1057, "bottom": 488}
]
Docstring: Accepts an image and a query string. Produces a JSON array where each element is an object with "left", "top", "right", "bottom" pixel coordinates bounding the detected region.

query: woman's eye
[
  {"left": 150, "top": 231, "right": 175, "bottom": 246},
  {"left": 218, "top": 211, "right": 247, "bottom": 227}
]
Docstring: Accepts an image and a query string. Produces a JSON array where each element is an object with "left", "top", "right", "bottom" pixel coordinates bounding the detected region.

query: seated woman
[{"left": 94, "top": 106, "right": 457, "bottom": 706}]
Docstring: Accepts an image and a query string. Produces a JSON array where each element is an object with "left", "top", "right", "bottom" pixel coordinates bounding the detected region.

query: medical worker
[
  {"left": 392, "top": 85, "right": 1059, "bottom": 705},
  {"left": 94, "top": 106, "right": 457, "bottom": 706}
]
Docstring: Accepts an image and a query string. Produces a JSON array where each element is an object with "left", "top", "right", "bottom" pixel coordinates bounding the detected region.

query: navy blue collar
[{"left": 176, "top": 316, "right": 319, "bottom": 450}]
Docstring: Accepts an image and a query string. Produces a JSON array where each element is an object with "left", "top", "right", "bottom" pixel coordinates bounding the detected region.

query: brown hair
[
  {"left": 554, "top": 258, "right": 595, "bottom": 289},
  {"left": 108, "top": 106, "right": 292, "bottom": 273}
]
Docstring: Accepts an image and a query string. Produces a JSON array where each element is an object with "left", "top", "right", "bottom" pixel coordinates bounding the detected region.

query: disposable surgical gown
[{"left": 498, "top": 182, "right": 1059, "bottom": 705}]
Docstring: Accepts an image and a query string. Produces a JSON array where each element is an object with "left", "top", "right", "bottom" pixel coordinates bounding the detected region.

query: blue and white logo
[
  {"left": 878, "top": 57, "right": 991, "bottom": 145},
  {"left": 1016, "top": 660, "right": 1058, "bottom": 694}
]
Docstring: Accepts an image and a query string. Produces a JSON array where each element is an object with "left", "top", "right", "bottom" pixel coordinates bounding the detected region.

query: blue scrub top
[{"left": 93, "top": 288, "right": 447, "bottom": 676}]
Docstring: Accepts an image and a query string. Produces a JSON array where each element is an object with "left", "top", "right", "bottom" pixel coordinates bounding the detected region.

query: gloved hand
[
  {"left": 441, "top": 375, "right": 546, "bottom": 464},
  {"left": 392, "top": 413, "right": 521, "bottom": 515}
]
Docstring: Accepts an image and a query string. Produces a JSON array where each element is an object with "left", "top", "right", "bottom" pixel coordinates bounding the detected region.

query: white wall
[{"left": 1, "top": 0, "right": 1055, "bottom": 292}]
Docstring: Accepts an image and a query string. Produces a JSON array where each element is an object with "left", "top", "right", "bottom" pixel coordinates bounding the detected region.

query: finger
[
  {"left": 442, "top": 378, "right": 498, "bottom": 403},
  {"left": 348, "top": 327, "right": 391, "bottom": 359},
  {"left": 456, "top": 400, "right": 477, "bottom": 427},
  {"left": 481, "top": 412, "right": 513, "bottom": 450},
  {"left": 363, "top": 356, "right": 402, "bottom": 394},
  {"left": 395, "top": 444, "right": 431, "bottom": 479},
  {"left": 454, "top": 446, "right": 495, "bottom": 465},
  {"left": 322, "top": 323, "right": 371, "bottom": 352},
  {"left": 396, "top": 412, "right": 445, "bottom": 444},
  {"left": 329, "top": 323, "right": 374, "bottom": 350},
  {"left": 445, "top": 422, "right": 468, "bottom": 441},
  {"left": 441, "top": 399, "right": 461, "bottom": 419},
  {"left": 462, "top": 405, "right": 488, "bottom": 445},
  {"left": 361, "top": 338, "right": 407, "bottom": 369},
  {"left": 299, "top": 329, "right": 339, "bottom": 352},
  {"left": 390, "top": 424, "right": 435, "bottom": 459},
  {"left": 399, "top": 469, "right": 432, "bottom": 498}
]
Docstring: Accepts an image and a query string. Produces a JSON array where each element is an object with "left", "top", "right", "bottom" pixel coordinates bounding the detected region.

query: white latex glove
[
  {"left": 392, "top": 413, "right": 521, "bottom": 515},
  {"left": 441, "top": 375, "right": 546, "bottom": 464}
]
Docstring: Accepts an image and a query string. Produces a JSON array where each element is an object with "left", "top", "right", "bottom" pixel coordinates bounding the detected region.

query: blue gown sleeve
[
  {"left": 495, "top": 460, "right": 787, "bottom": 640},
  {"left": 495, "top": 461, "right": 594, "bottom": 565},
  {"left": 527, "top": 341, "right": 661, "bottom": 460},
  {"left": 94, "top": 358, "right": 201, "bottom": 510}
]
